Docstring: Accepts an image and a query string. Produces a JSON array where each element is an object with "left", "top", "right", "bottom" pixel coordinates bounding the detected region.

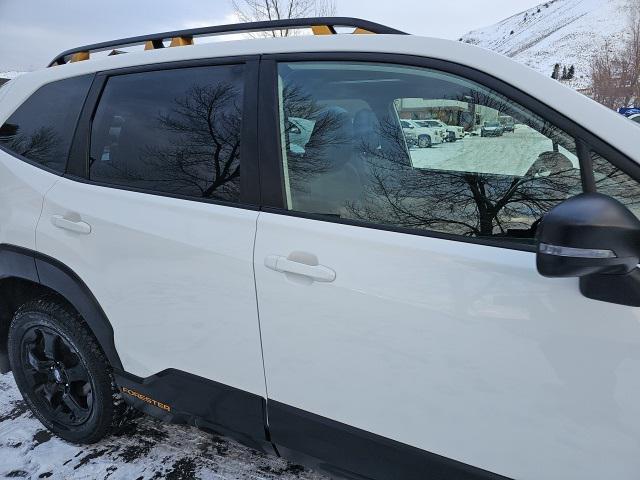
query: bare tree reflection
[
  {"left": 275, "top": 73, "right": 585, "bottom": 241},
  {"left": 146, "top": 83, "right": 241, "bottom": 200},
  {"left": 281, "top": 84, "right": 355, "bottom": 195},
  {"left": 593, "top": 154, "right": 640, "bottom": 215},
  {"left": 282, "top": 90, "right": 581, "bottom": 239},
  {"left": 352, "top": 161, "right": 580, "bottom": 238},
  {"left": 91, "top": 82, "right": 243, "bottom": 201},
  {"left": 346, "top": 116, "right": 581, "bottom": 239},
  {"left": 0, "top": 124, "right": 63, "bottom": 169}
]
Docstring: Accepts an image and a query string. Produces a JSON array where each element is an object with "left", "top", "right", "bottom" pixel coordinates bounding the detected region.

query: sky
[{"left": 0, "top": 0, "right": 542, "bottom": 72}]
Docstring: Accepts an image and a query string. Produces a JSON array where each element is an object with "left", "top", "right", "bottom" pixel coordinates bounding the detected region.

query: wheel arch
[{"left": 0, "top": 244, "right": 123, "bottom": 373}]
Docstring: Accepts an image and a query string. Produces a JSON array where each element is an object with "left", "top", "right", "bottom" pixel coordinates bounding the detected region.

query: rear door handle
[
  {"left": 265, "top": 255, "right": 336, "bottom": 283},
  {"left": 51, "top": 215, "right": 92, "bottom": 235}
]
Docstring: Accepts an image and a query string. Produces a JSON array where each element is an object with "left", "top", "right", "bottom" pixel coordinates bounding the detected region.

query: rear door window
[
  {"left": 0, "top": 75, "right": 93, "bottom": 173},
  {"left": 89, "top": 65, "right": 245, "bottom": 203}
]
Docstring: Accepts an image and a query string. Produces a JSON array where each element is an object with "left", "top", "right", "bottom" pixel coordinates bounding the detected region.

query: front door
[{"left": 254, "top": 59, "right": 640, "bottom": 479}]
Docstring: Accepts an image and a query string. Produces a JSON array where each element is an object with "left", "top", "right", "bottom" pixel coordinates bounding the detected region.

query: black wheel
[
  {"left": 8, "top": 297, "right": 125, "bottom": 444},
  {"left": 418, "top": 135, "right": 432, "bottom": 148}
]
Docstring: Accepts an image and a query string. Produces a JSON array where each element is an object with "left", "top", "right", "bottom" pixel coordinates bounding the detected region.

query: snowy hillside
[
  {"left": 461, "top": 0, "right": 632, "bottom": 88},
  {"left": 0, "top": 71, "right": 24, "bottom": 80}
]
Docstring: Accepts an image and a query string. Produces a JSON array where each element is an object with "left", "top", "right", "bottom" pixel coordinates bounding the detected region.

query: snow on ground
[
  {"left": 408, "top": 126, "right": 579, "bottom": 175},
  {"left": 0, "top": 373, "right": 328, "bottom": 480},
  {"left": 0, "top": 71, "right": 24, "bottom": 80},
  {"left": 461, "top": 0, "right": 632, "bottom": 89}
]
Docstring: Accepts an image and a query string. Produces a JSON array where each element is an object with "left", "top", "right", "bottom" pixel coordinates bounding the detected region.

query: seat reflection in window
[
  {"left": 278, "top": 62, "right": 583, "bottom": 244},
  {"left": 90, "top": 65, "right": 244, "bottom": 203}
]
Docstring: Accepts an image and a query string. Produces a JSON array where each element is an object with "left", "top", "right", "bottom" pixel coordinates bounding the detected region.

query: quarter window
[
  {"left": 89, "top": 65, "right": 244, "bottom": 203},
  {"left": 277, "top": 62, "right": 583, "bottom": 244},
  {"left": 0, "top": 75, "right": 93, "bottom": 173}
]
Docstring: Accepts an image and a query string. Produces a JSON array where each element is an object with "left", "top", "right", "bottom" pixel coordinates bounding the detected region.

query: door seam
[
  {"left": 251, "top": 212, "right": 271, "bottom": 426},
  {"left": 34, "top": 178, "right": 59, "bottom": 253}
]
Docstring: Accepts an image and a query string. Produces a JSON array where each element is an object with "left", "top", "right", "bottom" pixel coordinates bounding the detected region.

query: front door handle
[
  {"left": 51, "top": 215, "right": 92, "bottom": 235},
  {"left": 265, "top": 255, "right": 336, "bottom": 283}
]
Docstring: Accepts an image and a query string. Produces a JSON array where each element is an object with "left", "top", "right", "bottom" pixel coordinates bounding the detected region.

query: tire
[
  {"left": 8, "top": 297, "right": 125, "bottom": 444},
  {"left": 418, "top": 135, "right": 432, "bottom": 148}
]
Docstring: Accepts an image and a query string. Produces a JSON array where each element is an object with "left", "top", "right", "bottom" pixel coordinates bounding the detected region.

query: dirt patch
[
  {"left": 74, "top": 448, "right": 110, "bottom": 470},
  {"left": 164, "top": 457, "right": 199, "bottom": 480},
  {"left": 0, "top": 401, "right": 29, "bottom": 423},
  {"left": 6, "top": 471, "right": 29, "bottom": 478},
  {"left": 32, "top": 429, "right": 53, "bottom": 448},
  {"left": 118, "top": 438, "right": 155, "bottom": 463}
]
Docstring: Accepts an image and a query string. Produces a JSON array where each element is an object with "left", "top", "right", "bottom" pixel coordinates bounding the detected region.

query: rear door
[
  {"left": 254, "top": 57, "right": 640, "bottom": 480},
  {"left": 36, "top": 59, "right": 267, "bottom": 404}
]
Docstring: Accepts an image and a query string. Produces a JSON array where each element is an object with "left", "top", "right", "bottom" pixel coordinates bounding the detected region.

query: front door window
[{"left": 277, "top": 62, "right": 583, "bottom": 245}]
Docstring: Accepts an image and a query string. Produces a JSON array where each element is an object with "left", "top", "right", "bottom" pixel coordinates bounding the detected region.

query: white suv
[
  {"left": 401, "top": 119, "right": 444, "bottom": 147},
  {"left": 1, "top": 17, "right": 640, "bottom": 480},
  {"left": 416, "top": 118, "right": 465, "bottom": 140}
]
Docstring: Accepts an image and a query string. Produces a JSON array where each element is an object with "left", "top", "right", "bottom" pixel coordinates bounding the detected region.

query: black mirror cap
[{"left": 537, "top": 193, "right": 640, "bottom": 278}]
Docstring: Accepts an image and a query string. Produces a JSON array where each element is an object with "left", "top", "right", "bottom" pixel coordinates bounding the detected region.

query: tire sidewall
[
  {"left": 418, "top": 135, "right": 431, "bottom": 148},
  {"left": 8, "top": 306, "right": 114, "bottom": 444}
]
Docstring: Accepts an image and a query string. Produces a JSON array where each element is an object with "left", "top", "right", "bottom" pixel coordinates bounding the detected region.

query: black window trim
[
  {"left": 66, "top": 55, "right": 261, "bottom": 210},
  {"left": 258, "top": 51, "right": 640, "bottom": 253},
  {"left": 0, "top": 73, "right": 96, "bottom": 176}
]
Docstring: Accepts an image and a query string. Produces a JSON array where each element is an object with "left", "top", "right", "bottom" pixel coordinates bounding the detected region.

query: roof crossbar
[{"left": 48, "top": 17, "right": 407, "bottom": 67}]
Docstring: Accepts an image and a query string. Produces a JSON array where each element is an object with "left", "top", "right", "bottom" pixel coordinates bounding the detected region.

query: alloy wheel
[{"left": 20, "top": 326, "right": 94, "bottom": 427}]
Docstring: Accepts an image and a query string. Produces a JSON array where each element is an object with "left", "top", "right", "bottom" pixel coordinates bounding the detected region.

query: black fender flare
[{"left": 0, "top": 244, "right": 123, "bottom": 371}]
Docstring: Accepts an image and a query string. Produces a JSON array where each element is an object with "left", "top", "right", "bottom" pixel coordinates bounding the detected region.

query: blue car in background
[
  {"left": 619, "top": 107, "right": 640, "bottom": 116},
  {"left": 619, "top": 107, "right": 640, "bottom": 124}
]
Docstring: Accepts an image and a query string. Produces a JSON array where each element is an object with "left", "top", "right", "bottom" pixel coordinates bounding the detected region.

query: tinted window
[
  {"left": 90, "top": 65, "right": 244, "bottom": 202},
  {"left": 0, "top": 75, "right": 92, "bottom": 173},
  {"left": 592, "top": 152, "right": 640, "bottom": 219},
  {"left": 278, "top": 62, "right": 582, "bottom": 244}
]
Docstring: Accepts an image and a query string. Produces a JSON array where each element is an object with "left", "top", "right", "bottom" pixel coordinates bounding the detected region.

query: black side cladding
[
  {"left": 0, "top": 246, "right": 39, "bottom": 372},
  {"left": 114, "top": 369, "right": 273, "bottom": 453},
  {"left": 268, "top": 401, "right": 513, "bottom": 480},
  {"left": 0, "top": 245, "right": 123, "bottom": 372}
]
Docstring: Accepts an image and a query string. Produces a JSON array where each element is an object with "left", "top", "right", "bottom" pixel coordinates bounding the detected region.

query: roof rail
[{"left": 48, "top": 17, "right": 407, "bottom": 67}]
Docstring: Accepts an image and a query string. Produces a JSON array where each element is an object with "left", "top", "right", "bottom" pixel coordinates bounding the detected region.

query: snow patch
[
  {"left": 461, "top": 0, "right": 632, "bottom": 88},
  {"left": 0, "top": 71, "right": 25, "bottom": 80},
  {"left": 0, "top": 373, "right": 327, "bottom": 480}
]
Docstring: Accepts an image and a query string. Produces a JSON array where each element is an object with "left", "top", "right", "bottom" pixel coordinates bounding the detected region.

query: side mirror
[{"left": 537, "top": 193, "right": 640, "bottom": 278}]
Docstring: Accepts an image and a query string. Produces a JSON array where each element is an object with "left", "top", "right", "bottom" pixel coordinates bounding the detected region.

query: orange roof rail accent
[
  {"left": 169, "top": 36, "right": 193, "bottom": 47},
  {"left": 48, "top": 18, "right": 407, "bottom": 67},
  {"left": 312, "top": 25, "right": 336, "bottom": 35},
  {"left": 144, "top": 40, "right": 165, "bottom": 50},
  {"left": 354, "top": 27, "right": 374, "bottom": 34},
  {"left": 70, "top": 51, "right": 90, "bottom": 63}
]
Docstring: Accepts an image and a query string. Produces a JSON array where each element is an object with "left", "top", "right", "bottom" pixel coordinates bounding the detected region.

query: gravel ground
[{"left": 0, "top": 373, "right": 327, "bottom": 480}]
